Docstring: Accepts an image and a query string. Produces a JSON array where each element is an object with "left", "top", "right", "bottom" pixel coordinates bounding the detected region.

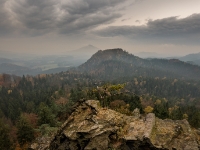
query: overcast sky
[{"left": 0, "top": 0, "right": 200, "bottom": 56}]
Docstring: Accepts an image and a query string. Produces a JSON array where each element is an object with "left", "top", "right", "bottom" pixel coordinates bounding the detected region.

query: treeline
[{"left": 114, "top": 76, "right": 200, "bottom": 101}]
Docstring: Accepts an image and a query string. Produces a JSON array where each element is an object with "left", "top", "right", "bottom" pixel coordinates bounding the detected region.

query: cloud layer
[
  {"left": 94, "top": 14, "right": 200, "bottom": 44},
  {"left": 0, "top": 0, "right": 200, "bottom": 46},
  {"left": 0, "top": 0, "right": 129, "bottom": 36}
]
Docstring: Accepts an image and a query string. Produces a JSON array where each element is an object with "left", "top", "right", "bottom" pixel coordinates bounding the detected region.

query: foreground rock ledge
[{"left": 30, "top": 100, "right": 200, "bottom": 150}]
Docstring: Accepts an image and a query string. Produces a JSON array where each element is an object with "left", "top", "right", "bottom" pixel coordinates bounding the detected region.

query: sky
[{"left": 0, "top": 0, "right": 200, "bottom": 56}]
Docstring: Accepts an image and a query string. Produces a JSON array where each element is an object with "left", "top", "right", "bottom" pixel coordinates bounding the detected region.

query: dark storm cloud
[
  {"left": 0, "top": 0, "right": 127, "bottom": 36},
  {"left": 0, "top": 0, "right": 15, "bottom": 35},
  {"left": 94, "top": 14, "right": 200, "bottom": 44}
]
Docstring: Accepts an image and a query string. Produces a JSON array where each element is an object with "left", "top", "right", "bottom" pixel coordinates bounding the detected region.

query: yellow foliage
[
  {"left": 8, "top": 90, "right": 12, "bottom": 94},
  {"left": 163, "top": 98, "right": 168, "bottom": 103},
  {"left": 168, "top": 108, "right": 173, "bottom": 114},
  {"left": 109, "top": 84, "right": 125, "bottom": 91},
  {"left": 144, "top": 106, "right": 154, "bottom": 114},
  {"left": 183, "top": 113, "right": 188, "bottom": 119},
  {"left": 155, "top": 99, "right": 161, "bottom": 105},
  {"left": 174, "top": 79, "right": 178, "bottom": 82}
]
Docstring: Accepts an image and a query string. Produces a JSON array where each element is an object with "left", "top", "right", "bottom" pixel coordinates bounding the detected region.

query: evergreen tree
[
  {"left": 16, "top": 115, "right": 35, "bottom": 146},
  {"left": 170, "top": 107, "right": 182, "bottom": 120},
  {"left": 154, "top": 99, "right": 169, "bottom": 119},
  {"left": 0, "top": 119, "right": 12, "bottom": 150},
  {"left": 38, "top": 103, "right": 56, "bottom": 127}
]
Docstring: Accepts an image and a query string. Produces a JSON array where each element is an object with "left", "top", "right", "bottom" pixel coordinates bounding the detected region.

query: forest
[{"left": 0, "top": 49, "right": 200, "bottom": 150}]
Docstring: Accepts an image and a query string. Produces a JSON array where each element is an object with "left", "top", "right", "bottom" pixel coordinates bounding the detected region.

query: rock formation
[{"left": 30, "top": 100, "right": 200, "bottom": 150}]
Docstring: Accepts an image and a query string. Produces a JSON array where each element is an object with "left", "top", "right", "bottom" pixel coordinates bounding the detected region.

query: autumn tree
[
  {"left": 110, "top": 100, "right": 131, "bottom": 115},
  {"left": 144, "top": 106, "right": 154, "bottom": 114},
  {"left": 22, "top": 113, "right": 38, "bottom": 128}
]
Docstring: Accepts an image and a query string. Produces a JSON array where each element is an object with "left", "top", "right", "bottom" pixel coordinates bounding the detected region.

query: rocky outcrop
[{"left": 30, "top": 100, "right": 200, "bottom": 150}]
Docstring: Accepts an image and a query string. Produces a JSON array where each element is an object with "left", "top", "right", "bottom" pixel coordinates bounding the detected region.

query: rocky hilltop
[
  {"left": 30, "top": 100, "right": 200, "bottom": 150},
  {"left": 78, "top": 48, "right": 200, "bottom": 80}
]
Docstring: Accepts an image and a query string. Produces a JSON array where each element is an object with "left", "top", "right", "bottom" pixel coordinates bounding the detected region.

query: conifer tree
[
  {"left": 0, "top": 119, "right": 12, "bottom": 150},
  {"left": 16, "top": 115, "right": 34, "bottom": 146}
]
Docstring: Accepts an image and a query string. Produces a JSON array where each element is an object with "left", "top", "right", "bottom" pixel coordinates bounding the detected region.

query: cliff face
[{"left": 31, "top": 100, "right": 200, "bottom": 150}]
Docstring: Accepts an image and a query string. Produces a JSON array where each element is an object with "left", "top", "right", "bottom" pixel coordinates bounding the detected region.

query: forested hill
[{"left": 79, "top": 48, "right": 200, "bottom": 80}]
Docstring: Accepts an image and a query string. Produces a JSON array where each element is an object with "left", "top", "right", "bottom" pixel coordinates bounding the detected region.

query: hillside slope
[
  {"left": 179, "top": 52, "right": 200, "bottom": 66},
  {"left": 79, "top": 48, "right": 200, "bottom": 80}
]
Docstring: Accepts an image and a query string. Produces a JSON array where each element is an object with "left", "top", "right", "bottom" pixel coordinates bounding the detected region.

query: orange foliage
[
  {"left": 15, "top": 142, "right": 29, "bottom": 150},
  {"left": 22, "top": 113, "right": 38, "bottom": 128},
  {"left": 140, "top": 96, "right": 154, "bottom": 109},
  {"left": 55, "top": 97, "right": 68, "bottom": 105},
  {"left": 110, "top": 100, "right": 126, "bottom": 110},
  {"left": 15, "top": 142, "right": 22, "bottom": 150},
  {"left": 37, "top": 74, "right": 47, "bottom": 78},
  {"left": 2, "top": 117, "right": 17, "bottom": 143}
]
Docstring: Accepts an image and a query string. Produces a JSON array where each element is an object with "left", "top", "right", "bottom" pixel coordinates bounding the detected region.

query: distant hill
[
  {"left": 179, "top": 52, "right": 200, "bottom": 66},
  {"left": 67, "top": 45, "right": 99, "bottom": 58},
  {"left": 0, "top": 45, "right": 100, "bottom": 76},
  {"left": 79, "top": 48, "right": 200, "bottom": 80},
  {"left": 0, "top": 63, "right": 29, "bottom": 72},
  {"left": 135, "top": 52, "right": 173, "bottom": 58},
  {"left": 42, "top": 67, "right": 70, "bottom": 74},
  {"left": 0, "top": 63, "right": 42, "bottom": 76},
  {"left": 62, "top": 45, "right": 100, "bottom": 66},
  {"left": 0, "top": 57, "right": 13, "bottom": 64},
  {"left": 71, "top": 45, "right": 99, "bottom": 54},
  {"left": 0, "top": 55, "right": 75, "bottom": 75},
  {"left": 135, "top": 52, "right": 181, "bottom": 59},
  {"left": 180, "top": 52, "right": 200, "bottom": 61}
]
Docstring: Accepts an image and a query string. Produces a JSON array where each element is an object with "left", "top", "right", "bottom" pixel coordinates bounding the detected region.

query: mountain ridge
[
  {"left": 78, "top": 48, "right": 200, "bottom": 80},
  {"left": 66, "top": 45, "right": 100, "bottom": 57},
  {"left": 179, "top": 52, "right": 200, "bottom": 66}
]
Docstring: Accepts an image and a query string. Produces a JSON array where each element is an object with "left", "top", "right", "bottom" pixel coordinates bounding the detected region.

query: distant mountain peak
[
  {"left": 85, "top": 44, "right": 98, "bottom": 48},
  {"left": 70, "top": 45, "right": 99, "bottom": 54},
  {"left": 78, "top": 48, "right": 200, "bottom": 80},
  {"left": 180, "top": 52, "right": 200, "bottom": 61},
  {"left": 77, "top": 44, "right": 99, "bottom": 50},
  {"left": 79, "top": 48, "right": 141, "bottom": 72}
]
